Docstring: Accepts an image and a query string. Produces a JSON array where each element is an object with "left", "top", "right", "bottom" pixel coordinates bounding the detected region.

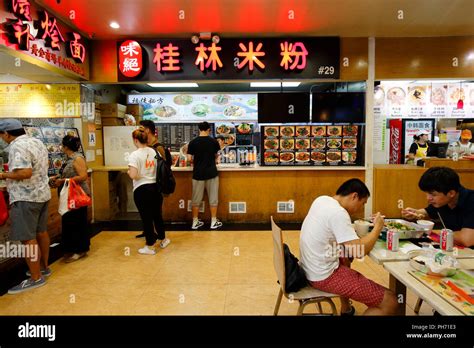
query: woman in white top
[{"left": 127, "top": 127, "right": 169, "bottom": 255}]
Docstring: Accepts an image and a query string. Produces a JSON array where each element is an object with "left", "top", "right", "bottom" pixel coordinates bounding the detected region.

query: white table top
[
  {"left": 383, "top": 259, "right": 474, "bottom": 316},
  {"left": 369, "top": 239, "right": 474, "bottom": 265}
]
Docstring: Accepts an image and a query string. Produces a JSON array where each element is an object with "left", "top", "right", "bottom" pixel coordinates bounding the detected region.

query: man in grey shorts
[
  {"left": 0, "top": 119, "right": 52, "bottom": 294},
  {"left": 187, "top": 122, "right": 223, "bottom": 229}
]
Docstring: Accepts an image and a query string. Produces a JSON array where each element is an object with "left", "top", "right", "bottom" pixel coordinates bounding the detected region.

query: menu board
[
  {"left": 261, "top": 124, "right": 363, "bottom": 167},
  {"left": 379, "top": 81, "right": 474, "bottom": 118},
  {"left": 215, "top": 122, "right": 258, "bottom": 165},
  {"left": 23, "top": 126, "right": 82, "bottom": 176},
  {"left": 156, "top": 123, "right": 214, "bottom": 152},
  {"left": 0, "top": 84, "right": 81, "bottom": 118},
  {"left": 127, "top": 93, "right": 258, "bottom": 122}
]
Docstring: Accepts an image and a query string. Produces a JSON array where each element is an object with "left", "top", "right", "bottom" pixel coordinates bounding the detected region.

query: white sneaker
[
  {"left": 210, "top": 219, "right": 223, "bottom": 229},
  {"left": 191, "top": 219, "right": 204, "bottom": 230},
  {"left": 160, "top": 238, "right": 171, "bottom": 249},
  {"left": 138, "top": 245, "right": 156, "bottom": 255}
]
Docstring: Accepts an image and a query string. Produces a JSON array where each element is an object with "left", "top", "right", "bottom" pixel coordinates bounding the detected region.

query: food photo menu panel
[
  {"left": 24, "top": 126, "right": 83, "bottom": 176},
  {"left": 261, "top": 124, "right": 364, "bottom": 167}
]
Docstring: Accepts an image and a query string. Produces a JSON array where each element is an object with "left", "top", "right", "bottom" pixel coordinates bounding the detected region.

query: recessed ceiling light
[
  {"left": 147, "top": 83, "right": 199, "bottom": 88},
  {"left": 282, "top": 81, "right": 301, "bottom": 87},
  {"left": 110, "top": 22, "right": 120, "bottom": 29},
  {"left": 467, "top": 52, "right": 474, "bottom": 60},
  {"left": 250, "top": 82, "right": 281, "bottom": 87}
]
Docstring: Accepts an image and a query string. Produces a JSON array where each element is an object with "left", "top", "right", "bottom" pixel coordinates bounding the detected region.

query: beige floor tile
[
  {"left": 134, "top": 284, "right": 227, "bottom": 315},
  {"left": 228, "top": 254, "right": 276, "bottom": 285},
  {"left": 224, "top": 284, "right": 283, "bottom": 315}
]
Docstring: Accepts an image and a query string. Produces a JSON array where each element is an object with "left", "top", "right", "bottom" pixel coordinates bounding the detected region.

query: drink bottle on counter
[
  {"left": 386, "top": 229, "right": 399, "bottom": 251},
  {"left": 440, "top": 229, "right": 454, "bottom": 252}
]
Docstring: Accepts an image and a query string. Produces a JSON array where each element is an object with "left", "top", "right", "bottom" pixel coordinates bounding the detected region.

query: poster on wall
[
  {"left": 127, "top": 94, "right": 258, "bottom": 122},
  {"left": 402, "top": 119, "right": 435, "bottom": 161},
  {"left": 380, "top": 81, "right": 473, "bottom": 119}
]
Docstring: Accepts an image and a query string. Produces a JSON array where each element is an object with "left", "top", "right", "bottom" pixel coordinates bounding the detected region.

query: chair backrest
[{"left": 271, "top": 216, "right": 286, "bottom": 293}]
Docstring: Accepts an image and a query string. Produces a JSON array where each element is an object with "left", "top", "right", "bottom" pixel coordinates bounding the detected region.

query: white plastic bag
[{"left": 58, "top": 179, "right": 70, "bottom": 216}]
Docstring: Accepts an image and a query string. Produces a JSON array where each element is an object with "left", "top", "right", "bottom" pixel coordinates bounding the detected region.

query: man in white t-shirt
[{"left": 300, "top": 178, "right": 398, "bottom": 315}]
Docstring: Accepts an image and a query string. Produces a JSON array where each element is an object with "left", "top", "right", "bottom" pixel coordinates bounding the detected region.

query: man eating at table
[{"left": 402, "top": 166, "right": 474, "bottom": 247}]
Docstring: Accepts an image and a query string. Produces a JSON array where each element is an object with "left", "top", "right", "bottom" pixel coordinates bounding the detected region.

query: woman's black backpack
[
  {"left": 154, "top": 148, "right": 176, "bottom": 195},
  {"left": 283, "top": 243, "right": 308, "bottom": 293}
]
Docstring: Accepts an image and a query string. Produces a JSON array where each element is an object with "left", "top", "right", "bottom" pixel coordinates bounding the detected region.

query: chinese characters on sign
[
  {"left": 118, "top": 38, "right": 339, "bottom": 80},
  {"left": 118, "top": 40, "right": 143, "bottom": 77},
  {"left": 4, "top": 0, "right": 87, "bottom": 76},
  {"left": 153, "top": 43, "right": 181, "bottom": 72}
]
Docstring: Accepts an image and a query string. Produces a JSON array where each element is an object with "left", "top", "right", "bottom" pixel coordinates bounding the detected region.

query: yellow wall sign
[{"left": 0, "top": 84, "right": 82, "bottom": 118}]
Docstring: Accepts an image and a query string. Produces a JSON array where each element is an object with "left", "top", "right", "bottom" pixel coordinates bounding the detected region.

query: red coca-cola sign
[
  {"left": 389, "top": 119, "right": 403, "bottom": 164},
  {"left": 118, "top": 40, "right": 143, "bottom": 78}
]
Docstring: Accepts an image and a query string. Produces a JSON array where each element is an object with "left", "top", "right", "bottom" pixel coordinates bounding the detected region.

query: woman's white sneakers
[{"left": 138, "top": 245, "right": 156, "bottom": 255}]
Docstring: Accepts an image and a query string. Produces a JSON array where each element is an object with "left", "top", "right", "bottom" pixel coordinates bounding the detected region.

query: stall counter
[{"left": 90, "top": 165, "right": 366, "bottom": 222}]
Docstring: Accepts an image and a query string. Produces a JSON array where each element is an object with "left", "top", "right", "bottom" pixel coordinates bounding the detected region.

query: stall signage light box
[
  {"left": 117, "top": 37, "right": 339, "bottom": 82},
  {"left": 1, "top": 0, "right": 88, "bottom": 77}
]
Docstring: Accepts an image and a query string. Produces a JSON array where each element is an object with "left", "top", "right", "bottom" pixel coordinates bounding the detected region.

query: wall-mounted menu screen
[
  {"left": 312, "top": 92, "right": 365, "bottom": 123},
  {"left": 258, "top": 93, "right": 310, "bottom": 124},
  {"left": 261, "top": 124, "right": 364, "bottom": 167}
]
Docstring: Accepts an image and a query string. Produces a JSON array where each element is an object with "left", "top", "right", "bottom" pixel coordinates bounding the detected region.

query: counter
[{"left": 90, "top": 165, "right": 366, "bottom": 222}]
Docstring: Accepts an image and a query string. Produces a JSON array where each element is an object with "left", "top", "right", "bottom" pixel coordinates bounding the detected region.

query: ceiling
[{"left": 36, "top": 0, "right": 474, "bottom": 40}]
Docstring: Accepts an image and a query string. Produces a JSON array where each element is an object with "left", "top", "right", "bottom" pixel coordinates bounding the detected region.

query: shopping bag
[
  {"left": 58, "top": 179, "right": 71, "bottom": 216},
  {"left": 68, "top": 179, "right": 91, "bottom": 210},
  {"left": 0, "top": 191, "right": 9, "bottom": 225}
]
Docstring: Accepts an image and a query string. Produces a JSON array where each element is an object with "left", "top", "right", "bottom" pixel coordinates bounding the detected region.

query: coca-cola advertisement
[{"left": 389, "top": 119, "right": 403, "bottom": 164}]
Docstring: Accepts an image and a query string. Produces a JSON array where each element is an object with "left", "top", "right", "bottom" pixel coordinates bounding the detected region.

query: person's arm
[
  {"left": 55, "top": 157, "right": 88, "bottom": 186},
  {"left": 454, "top": 228, "right": 474, "bottom": 247},
  {"left": 343, "top": 212, "right": 385, "bottom": 257},
  {"left": 0, "top": 168, "right": 32, "bottom": 180},
  {"left": 127, "top": 166, "right": 139, "bottom": 180},
  {"left": 401, "top": 207, "right": 429, "bottom": 221}
]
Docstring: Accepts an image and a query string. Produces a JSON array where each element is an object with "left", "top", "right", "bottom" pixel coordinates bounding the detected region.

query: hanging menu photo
[
  {"left": 261, "top": 124, "right": 363, "bottom": 167},
  {"left": 155, "top": 123, "right": 214, "bottom": 152}
]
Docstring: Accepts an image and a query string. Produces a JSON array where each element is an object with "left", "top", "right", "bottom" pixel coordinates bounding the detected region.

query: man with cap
[
  {"left": 407, "top": 129, "right": 430, "bottom": 164},
  {"left": 0, "top": 119, "right": 52, "bottom": 294}
]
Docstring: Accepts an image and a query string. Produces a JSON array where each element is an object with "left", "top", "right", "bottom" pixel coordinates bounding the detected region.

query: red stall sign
[
  {"left": 389, "top": 119, "right": 403, "bottom": 164},
  {"left": 119, "top": 40, "right": 143, "bottom": 77}
]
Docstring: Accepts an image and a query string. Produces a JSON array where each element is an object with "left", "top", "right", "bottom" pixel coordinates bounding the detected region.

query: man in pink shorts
[{"left": 299, "top": 178, "right": 398, "bottom": 315}]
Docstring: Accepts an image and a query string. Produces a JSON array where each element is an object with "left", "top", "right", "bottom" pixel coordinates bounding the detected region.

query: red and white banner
[
  {"left": 118, "top": 40, "right": 143, "bottom": 78},
  {"left": 389, "top": 119, "right": 403, "bottom": 164}
]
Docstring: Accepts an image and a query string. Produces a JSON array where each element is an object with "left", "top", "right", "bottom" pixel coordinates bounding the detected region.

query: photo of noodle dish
[
  {"left": 279, "top": 152, "right": 294, "bottom": 162},
  {"left": 280, "top": 126, "right": 294, "bottom": 137},
  {"left": 264, "top": 139, "right": 279, "bottom": 150},
  {"left": 312, "top": 126, "right": 326, "bottom": 136},
  {"left": 264, "top": 151, "right": 279, "bottom": 163},
  {"left": 311, "top": 138, "right": 326, "bottom": 149},
  {"left": 327, "top": 152, "right": 342, "bottom": 162},
  {"left": 311, "top": 152, "right": 326, "bottom": 162},
  {"left": 295, "top": 152, "right": 310, "bottom": 162},
  {"left": 264, "top": 127, "right": 278, "bottom": 137},
  {"left": 431, "top": 86, "right": 447, "bottom": 106},
  {"left": 295, "top": 138, "right": 310, "bottom": 150},
  {"left": 280, "top": 139, "right": 294, "bottom": 150},
  {"left": 342, "top": 139, "right": 357, "bottom": 149}
]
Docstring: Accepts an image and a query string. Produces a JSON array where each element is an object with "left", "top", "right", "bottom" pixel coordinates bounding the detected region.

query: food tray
[{"left": 382, "top": 219, "right": 429, "bottom": 239}]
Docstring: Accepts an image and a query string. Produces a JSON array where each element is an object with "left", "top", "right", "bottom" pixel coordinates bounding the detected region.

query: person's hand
[
  {"left": 401, "top": 207, "right": 422, "bottom": 220},
  {"left": 372, "top": 212, "right": 385, "bottom": 231}
]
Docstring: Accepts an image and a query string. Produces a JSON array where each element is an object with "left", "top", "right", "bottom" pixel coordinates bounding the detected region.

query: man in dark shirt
[
  {"left": 402, "top": 166, "right": 474, "bottom": 247},
  {"left": 187, "top": 122, "right": 222, "bottom": 229}
]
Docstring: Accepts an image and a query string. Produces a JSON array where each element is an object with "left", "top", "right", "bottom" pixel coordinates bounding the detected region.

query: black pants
[
  {"left": 133, "top": 184, "right": 165, "bottom": 246},
  {"left": 62, "top": 206, "right": 90, "bottom": 254}
]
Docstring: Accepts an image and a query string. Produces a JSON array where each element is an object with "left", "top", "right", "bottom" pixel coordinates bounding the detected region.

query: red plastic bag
[
  {"left": 68, "top": 179, "right": 91, "bottom": 210},
  {"left": 0, "top": 191, "right": 8, "bottom": 225}
]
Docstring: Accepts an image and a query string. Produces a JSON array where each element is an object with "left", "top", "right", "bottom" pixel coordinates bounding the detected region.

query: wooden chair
[{"left": 271, "top": 216, "right": 338, "bottom": 316}]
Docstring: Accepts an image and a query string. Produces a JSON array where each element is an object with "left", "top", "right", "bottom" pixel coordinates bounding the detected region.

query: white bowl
[
  {"left": 354, "top": 220, "right": 370, "bottom": 237},
  {"left": 417, "top": 220, "right": 435, "bottom": 231}
]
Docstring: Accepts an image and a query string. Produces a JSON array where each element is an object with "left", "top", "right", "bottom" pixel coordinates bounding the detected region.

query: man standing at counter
[
  {"left": 300, "top": 179, "right": 398, "bottom": 315},
  {"left": 402, "top": 166, "right": 474, "bottom": 247},
  {"left": 0, "top": 119, "right": 51, "bottom": 294},
  {"left": 187, "top": 122, "right": 222, "bottom": 230}
]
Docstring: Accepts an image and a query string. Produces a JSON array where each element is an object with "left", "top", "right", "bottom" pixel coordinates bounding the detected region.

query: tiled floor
[{"left": 0, "top": 231, "right": 435, "bottom": 315}]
